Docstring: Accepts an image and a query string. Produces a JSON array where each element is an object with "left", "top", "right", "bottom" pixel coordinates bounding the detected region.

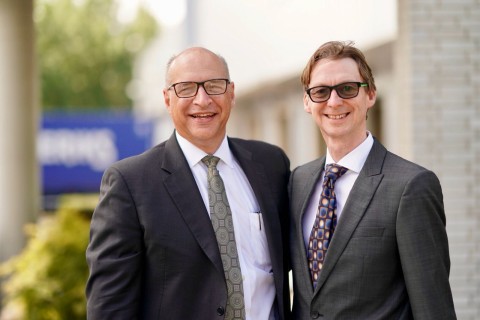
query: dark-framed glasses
[
  {"left": 168, "top": 78, "right": 230, "bottom": 98},
  {"left": 306, "top": 82, "right": 368, "bottom": 103}
]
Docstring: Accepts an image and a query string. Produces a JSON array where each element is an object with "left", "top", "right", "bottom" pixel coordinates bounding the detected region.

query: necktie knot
[
  {"left": 324, "top": 164, "right": 348, "bottom": 183},
  {"left": 202, "top": 155, "right": 220, "bottom": 168}
]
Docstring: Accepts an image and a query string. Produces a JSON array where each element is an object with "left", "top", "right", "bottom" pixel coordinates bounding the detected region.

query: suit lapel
[
  {"left": 161, "top": 133, "right": 224, "bottom": 274},
  {"left": 314, "top": 140, "right": 386, "bottom": 293}
]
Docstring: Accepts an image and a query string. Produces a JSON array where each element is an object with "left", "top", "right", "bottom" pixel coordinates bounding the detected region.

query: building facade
[{"left": 229, "top": 1, "right": 480, "bottom": 317}]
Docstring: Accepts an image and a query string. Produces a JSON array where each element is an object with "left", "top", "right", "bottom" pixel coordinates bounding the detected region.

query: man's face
[
  {"left": 303, "top": 57, "right": 376, "bottom": 147},
  {"left": 163, "top": 48, "right": 234, "bottom": 154}
]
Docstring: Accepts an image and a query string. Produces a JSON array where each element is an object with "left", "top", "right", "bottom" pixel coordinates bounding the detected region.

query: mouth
[
  {"left": 191, "top": 112, "right": 216, "bottom": 119},
  {"left": 325, "top": 113, "right": 349, "bottom": 120}
]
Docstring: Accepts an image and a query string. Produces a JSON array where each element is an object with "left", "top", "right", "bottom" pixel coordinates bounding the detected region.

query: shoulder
[
  {"left": 291, "top": 156, "right": 324, "bottom": 180},
  {"left": 368, "top": 138, "right": 436, "bottom": 179},
  {"left": 383, "top": 150, "right": 435, "bottom": 178},
  {"left": 229, "top": 137, "right": 284, "bottom": 153},
  {"left": 108, "top": 141, "right": 167, "bottom": 174},
  {"left": 294, "top": 157, "right": 323, "bottom": 171},
  {"left": 375, "top": 145, "right": 442, "bottom": 193},
  {"left": 228, "top": 137, "right": 289, "bottom": 160},
  {"left": 228, "top": 137, "right": 290, "bottom": 176}
]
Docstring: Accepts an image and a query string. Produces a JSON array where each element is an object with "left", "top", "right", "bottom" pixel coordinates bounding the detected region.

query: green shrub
[{"left": 0, "top": 208, "right": 91, "bottom": 319}]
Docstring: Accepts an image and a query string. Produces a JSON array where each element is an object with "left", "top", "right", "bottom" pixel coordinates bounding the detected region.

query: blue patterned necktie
[
  {"left": 308, "top": 163, "right": 348, "bottom": 288},
  {"left": 202, "top": 155, "right": 245, "bottom": 320}
]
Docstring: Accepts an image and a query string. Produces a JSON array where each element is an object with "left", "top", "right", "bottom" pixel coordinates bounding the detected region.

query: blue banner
[{"left": 39, "top": 112, "right": 155, "bottom": 194}]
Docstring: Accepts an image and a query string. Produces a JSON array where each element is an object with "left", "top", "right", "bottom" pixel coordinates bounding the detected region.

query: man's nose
[
  {"left": 327, "top": 89, "right": 343, "bottom": 107},
  {"left": 193, "top": 85, "right": 212, "bottom": 104}
]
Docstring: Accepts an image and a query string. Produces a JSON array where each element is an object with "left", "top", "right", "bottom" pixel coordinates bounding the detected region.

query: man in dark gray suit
[
  {"left": 86, "top": 47, "right": 291, "bottom": 319},
  {"left": 289, "top": 41, "right": 456, "bottom": 319}
]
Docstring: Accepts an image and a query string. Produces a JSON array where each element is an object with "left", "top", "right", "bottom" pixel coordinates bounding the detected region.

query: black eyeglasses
[
  {"left": 306, "top": 82, "right": 368, "bottom": 103},
  {"left": 167, "top": 78, "right": 230, "bottom": 98}
]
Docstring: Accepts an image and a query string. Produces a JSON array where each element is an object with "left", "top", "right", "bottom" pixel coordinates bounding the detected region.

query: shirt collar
[
  {"left": 325, "top": 132, "right": 374, "bottom": 173},
  {"left": 175, "top": 131, "right": 234, "bottom": 169}
]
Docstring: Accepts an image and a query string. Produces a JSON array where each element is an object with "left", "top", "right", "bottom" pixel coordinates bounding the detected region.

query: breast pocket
[
  {"left": 351, "top": 227, "right": 385, "bottom": 238},
  {"left": 249, "top": 212, "right": 272, "bottom": 271}
]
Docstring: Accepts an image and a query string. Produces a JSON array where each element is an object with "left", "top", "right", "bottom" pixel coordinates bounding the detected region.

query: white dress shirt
[
  {"left": 302, "top": 132, "right": 374, "bottom": 249},
  {"left": 176, "top": 132, "right": 276, "bottom": 320}
]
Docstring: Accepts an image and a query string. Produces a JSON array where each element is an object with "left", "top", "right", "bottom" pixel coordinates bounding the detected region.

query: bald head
[{"left": 165, "top": 47, "right": 230, "bottom": 86}]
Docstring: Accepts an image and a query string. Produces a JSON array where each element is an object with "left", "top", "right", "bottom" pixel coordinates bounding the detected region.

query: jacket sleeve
[
  {"left": 86, "top": 166, "right": 144, "bottom": 319},
  {"left": 396, "top": 170, "right": 456, "bottom": 319}
]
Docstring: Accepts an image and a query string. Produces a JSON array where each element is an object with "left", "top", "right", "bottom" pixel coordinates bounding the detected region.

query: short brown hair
[{"left": 301, "top": 41, "right": 376, "bottom": 92}]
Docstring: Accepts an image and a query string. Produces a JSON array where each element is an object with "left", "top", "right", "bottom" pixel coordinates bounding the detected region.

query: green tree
[{"left": 36, "top": 0, "right": 158, "bottom": 110}]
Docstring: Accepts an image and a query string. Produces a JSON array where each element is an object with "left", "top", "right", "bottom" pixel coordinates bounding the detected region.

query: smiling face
[
  {"left": 304, "top": 57, "right": 376, "bottom": 153},
  {"left": 163, "top": 48, "right": 234, "bottom": 154}
]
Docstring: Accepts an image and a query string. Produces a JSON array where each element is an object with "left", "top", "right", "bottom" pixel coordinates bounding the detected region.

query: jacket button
[
  {"left": 217, "top": 307, "right": 225, "bottom": 316},
  {"left": 311, "top": 311, "right": 320, "bottom": 319}
]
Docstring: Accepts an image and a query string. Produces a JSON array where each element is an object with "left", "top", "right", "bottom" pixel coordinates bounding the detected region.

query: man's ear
[
  {"left": 366, "top": 89, "right": 377, "bottom": 110},
  {"left": 163, "top": 89, "right": 171, "bottom": 113},
  {"left": 303, "top": 92, "right": 312, "bottom": 114},
  {"left": 229, "top": 81, "right": 235, "bottom": 106}
]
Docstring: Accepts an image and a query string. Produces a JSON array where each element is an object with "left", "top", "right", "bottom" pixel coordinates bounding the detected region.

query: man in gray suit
[
  {"left": 289, "top": 41, "right": 456, "bottom": 319},
  {"left": 86, "top": 47, "right": 291, "bottom": 319}
]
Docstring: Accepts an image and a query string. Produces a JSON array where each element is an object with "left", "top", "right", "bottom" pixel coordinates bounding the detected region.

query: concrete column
[
  {"left": 287, "top": 93, "right": 323, "bottom": 168},
  {"left": 0, "top": 0, "right": 39, "bottom": 263},
  {"left": 393, "top": 0, "right": 413, "bottom": 160}
]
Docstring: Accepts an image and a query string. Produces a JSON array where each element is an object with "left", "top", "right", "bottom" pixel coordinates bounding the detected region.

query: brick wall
[{"left": 397, "top": 0, "right": 480, "bottom": 318}]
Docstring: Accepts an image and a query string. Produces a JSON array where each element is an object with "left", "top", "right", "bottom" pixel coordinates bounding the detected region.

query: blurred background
[{"left": 0, "top": 0, "right": 479, "bottom": 318}]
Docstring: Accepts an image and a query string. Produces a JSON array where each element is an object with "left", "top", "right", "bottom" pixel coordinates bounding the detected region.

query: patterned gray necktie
[{"left": 202, "top": 155, "right": 245, "bottom": 320}]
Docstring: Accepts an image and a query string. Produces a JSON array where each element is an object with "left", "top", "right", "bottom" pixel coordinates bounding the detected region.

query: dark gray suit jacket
[
  {"left": 86, "top": 132, "right": 291, "bottom": 319},
  {"left": 289, "top": 139, "right": 456, "bottom": 319}
]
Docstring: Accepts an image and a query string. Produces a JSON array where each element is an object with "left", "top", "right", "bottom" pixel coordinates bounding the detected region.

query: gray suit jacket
[
  {"left": 86, "top": 132, "right": 291, "bottom": 319},
  {"left": 289, "top": 139, "right": 456, "bottom": 319}
]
